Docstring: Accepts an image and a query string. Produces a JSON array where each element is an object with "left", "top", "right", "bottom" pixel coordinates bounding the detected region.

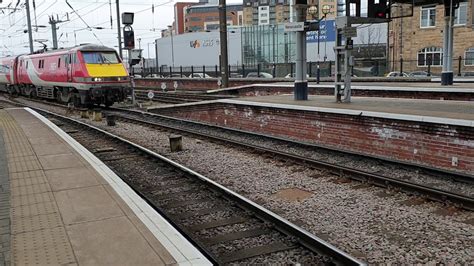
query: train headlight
[{"left": 93, "top": 77, "right": 103, "bottom": 82}]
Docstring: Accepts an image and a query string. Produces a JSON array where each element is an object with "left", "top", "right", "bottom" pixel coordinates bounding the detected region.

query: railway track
[
  {"left": 32, "top": 107, "right": 364, "bottom": 265},
  {"left": 102, "top": 108, "right": 474, "bottom": 211}
]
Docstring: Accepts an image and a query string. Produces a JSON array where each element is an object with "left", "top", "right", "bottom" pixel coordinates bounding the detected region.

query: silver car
[
  {"left": 386, "top": 71, "right": 409, "bottom": 77},
  {"left": 246, "top": 72, "right": 273, "bottom": 78}
]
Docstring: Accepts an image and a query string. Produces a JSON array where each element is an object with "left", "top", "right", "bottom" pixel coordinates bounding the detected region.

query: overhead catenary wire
[
  {"left": 65, "top": 0, "right": 104, "bottom": 45},
  {"left": 1, "top": 0, "right": 174, "bottom": 55}
]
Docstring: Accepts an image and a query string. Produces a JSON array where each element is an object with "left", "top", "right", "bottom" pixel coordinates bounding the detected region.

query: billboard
[
  {"left": 156, "top": 30, "right": 242, "bottom": 66},
  {"left": 306, "top": 19, "right": 336, "bottom": 43}
]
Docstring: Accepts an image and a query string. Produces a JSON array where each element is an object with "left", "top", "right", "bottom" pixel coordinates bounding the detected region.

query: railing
[
  {"left": 135, "top": 62, "right": 337, "bottom": 79},
  {"left": 387, "top": 57, "right": 474, "bottom": 77},
  {"left": 134, "top": 57, "right": 474, "bottom": 79}
]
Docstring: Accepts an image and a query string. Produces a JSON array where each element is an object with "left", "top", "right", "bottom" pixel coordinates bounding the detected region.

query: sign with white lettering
[{"left": 284, "top": 22, "right": 305, "bottom": 32}]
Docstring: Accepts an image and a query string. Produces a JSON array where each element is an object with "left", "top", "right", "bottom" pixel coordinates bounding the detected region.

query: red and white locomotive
[{"left": 0, "top": 44, "right": 130, "bottom": 106}]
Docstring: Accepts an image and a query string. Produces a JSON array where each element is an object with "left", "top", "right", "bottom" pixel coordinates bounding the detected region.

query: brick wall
[
  {"left": 134, "top": 77, "right": 430, "bottom": 92},
  {"left": 155, "top": 102, "right": 474, "bottom": 173},
  {"left": 136, "top": 79, "right": 474, "bottom": 100}
]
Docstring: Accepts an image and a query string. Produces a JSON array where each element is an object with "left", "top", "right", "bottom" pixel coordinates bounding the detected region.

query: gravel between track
[{"left": 10, "top": 97, "right": 474, "bottom": 264}]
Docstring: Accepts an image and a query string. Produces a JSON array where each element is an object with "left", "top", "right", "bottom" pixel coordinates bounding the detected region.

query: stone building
[{"left": 388, "top": 1, "right": 474, "bottom": 74}]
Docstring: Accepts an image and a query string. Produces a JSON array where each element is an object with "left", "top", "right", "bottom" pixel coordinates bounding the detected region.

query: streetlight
[
  {"left": 321, "top": 5, "right": 331, "bottom": 62},
  {"left": 308, "top": 4, "right": 330, "bottom": 84}
]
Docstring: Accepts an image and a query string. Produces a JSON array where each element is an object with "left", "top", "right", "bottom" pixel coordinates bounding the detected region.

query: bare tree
[{"left": 357, "top": 24, "right": 386, "bottom": 59}]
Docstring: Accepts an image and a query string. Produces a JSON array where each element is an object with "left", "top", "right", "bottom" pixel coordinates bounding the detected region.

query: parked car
[
  {"left": 284, "top": 73, "right": 310, "bottom": 78},
  {"left": 462, "top": 72, "right": 474, "bottom": 77},
  {"left": 165, "top": 74, "right": 184, "bottom": 78},
  {"left": 409, "top": 71, "right": 431, "bottom": 77},
  {"left": 246, "top": 72, "right": 273, "bottom": 78},
  {"left": 189, "top": 73, "right": 212, "bottom": 78},
  {"left": 386, "top": 71, "right": 409, "bottom": 77},
  {"left": 230, "top": 72, "right": 243, "bottom": 78}
]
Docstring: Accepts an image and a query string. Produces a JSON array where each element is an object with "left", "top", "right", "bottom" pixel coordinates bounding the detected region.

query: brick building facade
[
  {"left": 174, "top": 2, "right": 200, "bottom": 35},
  {"left": 389, "top": 1, "right": 474, "bottom": 74},
  {"left": 183, "top": 4, "right": 243, "bottom": 32}
]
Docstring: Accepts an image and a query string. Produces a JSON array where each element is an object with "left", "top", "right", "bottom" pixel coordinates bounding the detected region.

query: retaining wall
[
  {"left": 136, "top": 78, "right": 474, "bottom": 101},
  {"left": 153, "top": 102, "right": 474, "bottom": 174}
]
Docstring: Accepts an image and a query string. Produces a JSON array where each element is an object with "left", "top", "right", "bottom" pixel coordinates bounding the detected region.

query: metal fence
[
  {"left": 133, "top": 57, "right": 474, "bottom": 79},
  {"left": 387, "top": 57, "right": 474, "bottom": 77},
  {"left": 135, "top": 62, "right": 337, "bottom": 79}
]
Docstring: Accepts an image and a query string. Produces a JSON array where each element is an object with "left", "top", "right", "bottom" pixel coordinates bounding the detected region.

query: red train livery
[{"left": 0, "top": 44, "right": 130, "bottom": 106}]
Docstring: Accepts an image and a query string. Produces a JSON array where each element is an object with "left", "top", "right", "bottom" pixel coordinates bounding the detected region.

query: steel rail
[
  {"left": 107, "top": 109, "right": 474, "bottom": 211},
  {"left": 32, "top": 106, "right": 365, "bottom": 266},
  {"left": 110, "top": 106, "right": 474, "bottom": 185}
]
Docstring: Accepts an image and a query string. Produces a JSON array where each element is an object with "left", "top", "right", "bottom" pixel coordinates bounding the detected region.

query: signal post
[
  {"left": 122, "top": 12, "right": 142, "bottom": 105},
  {"left": 334, "top": 0, "right": 392, "bottom": 103}
]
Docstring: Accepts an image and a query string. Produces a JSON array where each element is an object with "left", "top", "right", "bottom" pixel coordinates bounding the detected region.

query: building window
[
  {"left": 417, "top": 47, "right": 443, "bottom": 66},
  {"left": 420, "top": 6, "right": 436, "bottom": 28},
  {"left": 454, "top": 1, "right": 468, "bottom": 25},
  {"left": 465, "top": 48, "right": 474, "bottom": 66}
]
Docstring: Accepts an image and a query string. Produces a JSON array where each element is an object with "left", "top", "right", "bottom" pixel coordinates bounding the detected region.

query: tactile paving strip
[
  {"left": 7, "top": 156, "right": 42, "bottom": 173},
  {"left": 10, "top": 170, "right": 48, "bottom": 183},
  {"left": 0, "top": 125, "right": 11, "bottom": 266},
  {"left": 12, "top": 227, "right": 76, "bottom": 265},
  {"left": 11, "top": 201, "right": 58, "bottom": 219},
  {"left": 11, "top": 192, "right": 55, "bottom": 207},
  {"left": 0, "top": 110, "right": 77, "bottom": 265},
  {"left": 11, "top": 212, "right": 64, "bottom": 234},
  {"left": 11, "top": 182, "right": 51, "bottom": 197}
]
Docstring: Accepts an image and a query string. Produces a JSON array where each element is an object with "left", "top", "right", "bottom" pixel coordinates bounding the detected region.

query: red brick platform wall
[
  {"left": 135, "top": 77, "right": 429, "bottom": 91},
  {"left": 155, "top": 103, "right": 474, "bottom": 173},
  {"left": 136, "top": 79, "right": 474, "bottom": 101}
]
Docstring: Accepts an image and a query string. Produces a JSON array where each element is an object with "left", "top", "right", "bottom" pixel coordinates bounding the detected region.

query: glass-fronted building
[{"left": 241, "top": 24, "right": 296, "bottom": 65}]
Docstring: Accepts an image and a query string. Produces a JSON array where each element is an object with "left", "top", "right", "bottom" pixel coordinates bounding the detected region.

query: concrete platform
[
  {"left": 232, "top": 95, "right": 474, "bottom": 123},
  {"left": 0, "top": 108, "right": 211, "bottom": 265},
  {"left": 203, "top": 83, "right": 474, "bottom": 101}
]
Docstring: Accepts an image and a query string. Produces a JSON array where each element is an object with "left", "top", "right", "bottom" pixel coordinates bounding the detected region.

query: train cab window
[
  {"left": 26, "top": 61, "right": 28, "bottom": 69},
  {"left": 38, "top": 60, "right": 41, "bottom": 68},
  {"left": 71, "top": 53, "right": 78, "bottom": 64},
  {"left": 58, "top": 58, "right": 61, "bottom": 68},
  {"left": 82, "top": 52, "right": 119, "bottom": 64}
]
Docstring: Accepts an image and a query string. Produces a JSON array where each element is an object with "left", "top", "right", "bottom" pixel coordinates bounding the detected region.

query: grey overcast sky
[{"left": 0, "top": 0, "right": 241, "bottom": 57}]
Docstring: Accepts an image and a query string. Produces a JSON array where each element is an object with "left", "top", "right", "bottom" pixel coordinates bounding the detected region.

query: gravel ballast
[{"left": 89, "top": 120, "right": 474, "bottom": 264}]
